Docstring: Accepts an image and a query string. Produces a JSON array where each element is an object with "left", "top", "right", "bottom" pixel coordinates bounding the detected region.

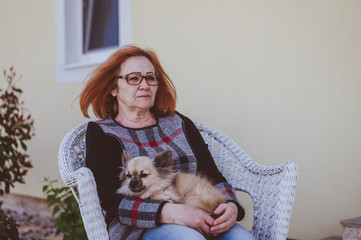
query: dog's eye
[
  {"left": 125, "top": 172, "right": 131, "bottom": 178},
  {"left": 140, "top": 173, "right": 149, "bottom": 178}
]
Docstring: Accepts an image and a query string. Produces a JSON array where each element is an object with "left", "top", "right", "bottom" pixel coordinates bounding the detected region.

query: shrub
[
  {"left": 42, "top": 177, "right": 86, "bottom": 240},
  {"left": 0, "top": 67, "right": 35, "bottom": 239},
  {"left": 0, "top": 202, "right": 19, "bottom": 240},
  {"left": 0, "top": 66, "right": 35, "bottom": 196}
]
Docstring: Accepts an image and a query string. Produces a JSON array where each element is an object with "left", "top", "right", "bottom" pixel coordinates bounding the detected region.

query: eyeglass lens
[{"left": 126, "top": 74, "right": 158, "bottom": 85}]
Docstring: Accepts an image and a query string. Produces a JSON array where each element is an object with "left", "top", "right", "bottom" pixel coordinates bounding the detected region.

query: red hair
[{"left": 79, "top": 45, "right": 177, "bottom": 119}]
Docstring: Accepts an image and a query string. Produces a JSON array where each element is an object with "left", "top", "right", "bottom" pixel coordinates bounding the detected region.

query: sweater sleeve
[
  {"left": 85, "top": 121, "right": 166, "bottom": 228},
  {"left": 179, "top": 113, "right": 245, "bottom": 221}
]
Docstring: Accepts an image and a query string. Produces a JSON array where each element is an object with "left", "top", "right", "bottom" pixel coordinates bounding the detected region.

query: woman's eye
[
  {"left": 145, "top": 76, "right": 155, "bottom": 81},
  {"left": 129, "top": 76, "right": 140, "bottom": 81}
]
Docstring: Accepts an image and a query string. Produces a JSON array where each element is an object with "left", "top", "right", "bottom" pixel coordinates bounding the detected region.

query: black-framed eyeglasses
[{"left": 117, "top": 73, "right": 159, "bottom": 86}]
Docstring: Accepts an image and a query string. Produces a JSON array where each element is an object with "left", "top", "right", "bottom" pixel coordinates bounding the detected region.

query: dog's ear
[
  {"left": 118, "top": 167, "right": 126, "bottom": 181},
  {"left": 122, "top": 151, "right": 132, "bottom": 167},
  {"left": 153, "top": 150, "right": 173, "bottom": 170}
]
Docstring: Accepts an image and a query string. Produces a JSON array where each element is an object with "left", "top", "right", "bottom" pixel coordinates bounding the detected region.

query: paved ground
[
  {"left": 1, "top": 193, "right": 63, "bottom": 240},
  {"left": 6, "top": 208, "right": 62, "bottom": 240}
]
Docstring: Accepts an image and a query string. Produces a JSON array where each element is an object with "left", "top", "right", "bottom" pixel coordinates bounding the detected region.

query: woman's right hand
[{"left": 160, "top": 203, "right": 214, "bottom": 235}]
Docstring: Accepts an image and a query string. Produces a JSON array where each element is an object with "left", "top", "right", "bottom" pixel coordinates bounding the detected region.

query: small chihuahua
[{"left": 116, "top": 150, "right": 226, "bottom": 213}]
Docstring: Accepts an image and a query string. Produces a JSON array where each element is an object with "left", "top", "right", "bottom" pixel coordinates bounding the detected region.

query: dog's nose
[{"left": 129, "top": 177, "right": 141, "bottom": 189}]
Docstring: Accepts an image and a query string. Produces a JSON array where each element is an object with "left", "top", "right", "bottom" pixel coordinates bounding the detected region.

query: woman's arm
[{"left": 86, "top": 121, "right": 123, "bottom": 224}]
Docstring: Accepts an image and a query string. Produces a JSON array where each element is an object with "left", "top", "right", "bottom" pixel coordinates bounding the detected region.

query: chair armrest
[
  {"left": 69, "top": 167, "right": 109, "bottom": 240},
  {"left": 194, "top": 121, "right": 298, "bottom": 239},
  {"left": 243, "top": 161, "right": 298, "bottom": 239}
]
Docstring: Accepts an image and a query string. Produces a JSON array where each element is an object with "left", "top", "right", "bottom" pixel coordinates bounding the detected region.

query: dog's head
[{"left": 118, "top": 150, "right": 175, "bottom": 197}]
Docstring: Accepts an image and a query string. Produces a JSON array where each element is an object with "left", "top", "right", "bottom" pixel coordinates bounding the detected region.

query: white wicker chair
[{"left": 58, "top": 121, "right": 298, "bottom": 240}]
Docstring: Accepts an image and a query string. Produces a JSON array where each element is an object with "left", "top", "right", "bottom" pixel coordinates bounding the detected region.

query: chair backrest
[
  {"left": 58, "top": 122, "right": 88, "bottom": 187},
  {"left": 58, "top": 121, "right": 298, "bottom": 240}
]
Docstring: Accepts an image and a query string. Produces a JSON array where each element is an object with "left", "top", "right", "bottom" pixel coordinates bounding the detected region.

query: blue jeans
[{"left": 142, "top": 223, "right": 255, "bottom": 240}]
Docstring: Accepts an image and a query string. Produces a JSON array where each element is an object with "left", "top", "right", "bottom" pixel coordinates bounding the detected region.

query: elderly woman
[{"left": 79, "top": 45, "right": 255, "bottom": 240}]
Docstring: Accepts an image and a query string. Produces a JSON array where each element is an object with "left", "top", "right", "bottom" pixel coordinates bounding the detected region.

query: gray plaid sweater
[{"left": 86, "top": 112, "right": 244, "bottom": 240}]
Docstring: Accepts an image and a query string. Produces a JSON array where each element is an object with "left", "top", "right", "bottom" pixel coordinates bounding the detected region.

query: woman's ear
[{"left": 111, "top": 88, "right": 118, "bottom": 97}]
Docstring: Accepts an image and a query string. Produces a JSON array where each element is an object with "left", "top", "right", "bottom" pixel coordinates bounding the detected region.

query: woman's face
[{"left": 112, "top": 56, "right": 158, "bottom": 113}]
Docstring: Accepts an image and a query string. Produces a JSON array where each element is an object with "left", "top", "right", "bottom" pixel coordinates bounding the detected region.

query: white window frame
[{"left": 55, "top": 0, "right": 131, "bottom": 83}]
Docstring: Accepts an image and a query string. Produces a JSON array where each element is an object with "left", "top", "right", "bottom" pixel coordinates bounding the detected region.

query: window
[
  {"left": 83, "top": 0, "right": 119, "bottom": 53},
  {"left": 55, "top": 0, "right": 131, "bottom": 83}
]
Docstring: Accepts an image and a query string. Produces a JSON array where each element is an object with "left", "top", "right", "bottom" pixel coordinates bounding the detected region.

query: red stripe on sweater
[
  {"left": 119, "top": 128, "right": 184, "bottom": 147},
  {"left": 130, "top": 198, "right": 143, "bottom": 227},
  {"left": 224, "top": 190, "right": 235, "bottom": 195}
]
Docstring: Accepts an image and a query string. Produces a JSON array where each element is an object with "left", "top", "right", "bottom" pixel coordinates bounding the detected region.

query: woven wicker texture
[
  {"left": 58, "top": 121, "right": 298, "bottom": 240},
  {"left": 194, "top": 122, "right": 298, "bottom": 239}
]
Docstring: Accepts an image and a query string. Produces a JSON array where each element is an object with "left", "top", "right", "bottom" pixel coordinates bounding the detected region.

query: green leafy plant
[
  {"left": 0, "top": 202, "right": 19, "bottom": 240},
  {"left": 0, "top": 66, "right": 34, "bottom": 196},
  {"left": 42, "top": 177, "right": 86, "bottom": 240},
  {"left": 0, "top": 67, "right": 34, "bottom": 239}
]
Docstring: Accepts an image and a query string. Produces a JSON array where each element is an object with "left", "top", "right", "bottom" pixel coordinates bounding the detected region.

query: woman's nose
[{"left": 138, "top": 78, "right": 150, "bottom": 89}]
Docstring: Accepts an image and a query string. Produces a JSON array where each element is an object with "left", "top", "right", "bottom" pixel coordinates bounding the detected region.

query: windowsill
[
  {"left": 63, "top": 46, "right": 118, "bottom": 70},
  {"left": 61, "top": 61, "right": 101, "bottom": 70},
  {"left": 55, "top": 0, "right": 131, "bottom": 84}
]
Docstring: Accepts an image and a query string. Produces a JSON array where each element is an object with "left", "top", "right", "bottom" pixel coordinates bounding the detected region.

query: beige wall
[
  {"left": 1, "top": 0, "right": 361, "bottom": 239},
  {"left": 0, "top": 0, "right": 86, "bottom": 196}
]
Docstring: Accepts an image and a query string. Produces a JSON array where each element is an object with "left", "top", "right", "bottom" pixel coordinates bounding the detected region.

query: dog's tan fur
[{"left": 116, "top": 150, "right": 226, "bottom": 213}]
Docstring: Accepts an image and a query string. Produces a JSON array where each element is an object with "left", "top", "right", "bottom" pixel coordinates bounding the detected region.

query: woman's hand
[
  {"left": 210, "top": 202, "right": 238, "bottom": 235},
  {"left": 160, "top": 203, "right": 215, "bottom": 235}
]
